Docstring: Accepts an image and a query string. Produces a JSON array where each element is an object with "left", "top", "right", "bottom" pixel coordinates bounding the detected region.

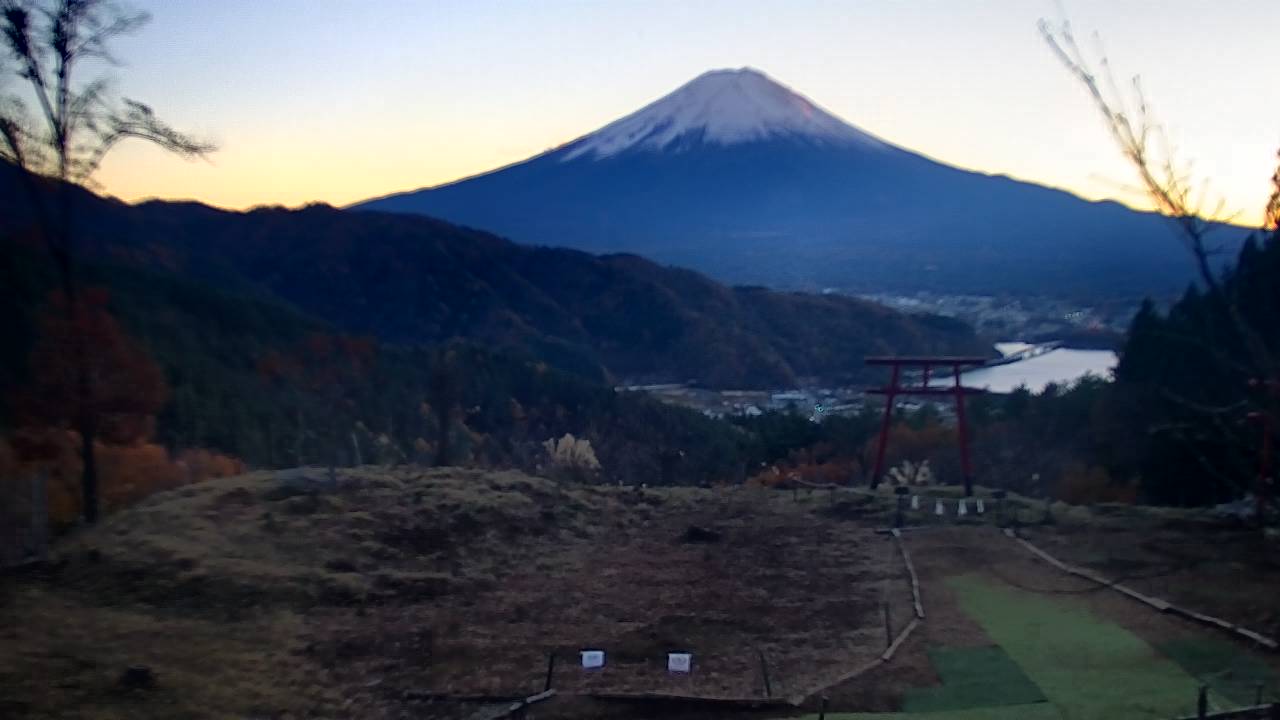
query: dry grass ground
[
  {"left": 3, "top": 471, "right": 1277, "bottom": 719},
  {"left": 1021, "top": 516, "right": 1280, "bottom": 642},
  {"left": 0, "top": 467, "right": 908, "bottom": 719}
]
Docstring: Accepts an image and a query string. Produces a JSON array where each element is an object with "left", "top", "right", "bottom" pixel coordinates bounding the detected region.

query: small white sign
[
  {"left": 935, "top": 500, "right": 944, "bottom": 516},
  {"left": 958, "top": 500, "right": 968, "bottom": 516},
  {"left": 668, "top": 652, "right": 692, "bottom": 673},
  {"left": 976, "top": 499, "right": 985, "bottom": 514},
  {"left": 581, "top": 650, "right": 605, "bottom": 669},
  {"left": 911, "top": 495, "right": 920, "bottom": 510}
]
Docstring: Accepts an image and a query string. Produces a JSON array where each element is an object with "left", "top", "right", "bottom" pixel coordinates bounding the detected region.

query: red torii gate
[{"left": 866, "top": 356, "right": 987, "bottom": 496}]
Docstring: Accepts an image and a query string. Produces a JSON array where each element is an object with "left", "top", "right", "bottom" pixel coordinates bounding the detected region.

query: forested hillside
[
  {"left": 1, "top": 161, "right": 986, "bottom": 389},
  {"left": 1111, "top": 228, "right": 1280, "bottom": 505},
  {"left": 0, "top": 241, "right": 760, "bottom": 491},
  {"left": 15, "top": 164, "right": 1277, "bottom": 513}
]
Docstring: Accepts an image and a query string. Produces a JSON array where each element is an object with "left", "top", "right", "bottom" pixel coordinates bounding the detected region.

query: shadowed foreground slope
[
  {"left": 4, "top": 469, "right": 1279, "bottom": 720},
  {"left": 0, "top": 467, "right": 905, "bottom": 719}
]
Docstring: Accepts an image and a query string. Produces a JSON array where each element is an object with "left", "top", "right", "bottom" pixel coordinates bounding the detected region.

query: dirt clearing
[{"left": 0, "top": 468, "right": 907, "bottom": 719}]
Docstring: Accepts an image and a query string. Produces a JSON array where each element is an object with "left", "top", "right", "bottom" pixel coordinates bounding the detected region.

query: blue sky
[{"left": 87, "top": 1, "right": 1279, "bottom": 225}]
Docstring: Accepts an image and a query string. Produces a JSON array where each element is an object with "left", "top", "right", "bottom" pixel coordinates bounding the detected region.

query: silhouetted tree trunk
[{"left": 1, "top": 0, "right": 214, "bottom": 523}]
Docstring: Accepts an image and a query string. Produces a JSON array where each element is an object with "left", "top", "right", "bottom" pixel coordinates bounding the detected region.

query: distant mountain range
[
  {"left": 353, "top": 67, "right": 1241, "bottom": 298},
  {"left": 1, "top": 162, "right": 984, "bottom": 388}
]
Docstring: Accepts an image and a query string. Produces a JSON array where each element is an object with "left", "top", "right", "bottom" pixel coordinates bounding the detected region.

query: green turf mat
[
  {"left": 812, "top": 702, "right": 1062, "bottom": 720},
  {"left": 903, "top": 645, "right": 1046, "bottom": 712},
  {"left": 1158, "top": 637, "right": 1278, "bottom": 707},
  {"left": 949, "top": 574, "right": 1208, "bottom": 720}
]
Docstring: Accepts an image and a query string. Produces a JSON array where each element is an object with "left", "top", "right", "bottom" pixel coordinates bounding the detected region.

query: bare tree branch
[
  {"left": 0, "top": 0, "right": 215, "bottom": 524},
  {"left": 75, "top": 97, "right": 214, "bottom": 180},
  {"left": 1039, "top": 15, "right": 1276, "bottom": 383},
  {"left": 1039, "top": 20, "right": 1216, "bottom": 277},
  {"left": 0, "top": 0, "right": 213, "bottom": 181},
  {"left": 2, "top": 2, "right": 59, "bottom": 141}
]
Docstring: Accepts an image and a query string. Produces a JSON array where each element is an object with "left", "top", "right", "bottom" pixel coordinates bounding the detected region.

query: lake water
[{"left": 958, "top": 348, "right": 1118, "bottom": 394}]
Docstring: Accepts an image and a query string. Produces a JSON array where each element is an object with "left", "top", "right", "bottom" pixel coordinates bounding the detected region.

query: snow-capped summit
[{"left": 562, "top": 67, "right": 885, "bottom": 160}]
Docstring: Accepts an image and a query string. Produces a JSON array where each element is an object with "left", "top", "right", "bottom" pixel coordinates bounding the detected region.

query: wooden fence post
[
  {"left": 894, "top": 486, "right": 909, "bottom": 528},
  {"left": 883, "top": 602, "right": 893, "bottom": 649},
  {"left": 757, "top": 648, "right": 772, "bottom": 698}
]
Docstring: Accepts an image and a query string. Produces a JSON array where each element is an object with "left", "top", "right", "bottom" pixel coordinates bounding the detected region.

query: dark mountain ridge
[{"left": 1, "top": 161, "right": 985, "bottom": 388}]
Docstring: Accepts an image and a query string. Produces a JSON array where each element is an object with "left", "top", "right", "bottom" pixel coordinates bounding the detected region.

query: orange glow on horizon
[{"left": 83, "top": 0, "right": 1277, "bottom": 232}]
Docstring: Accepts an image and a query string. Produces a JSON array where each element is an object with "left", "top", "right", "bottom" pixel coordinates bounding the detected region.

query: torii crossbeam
[{"left": 866, "top": 356, "right": 988, "bottom": 496}]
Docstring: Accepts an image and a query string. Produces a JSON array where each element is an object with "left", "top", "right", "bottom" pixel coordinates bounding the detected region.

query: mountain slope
[
  {"left": 0, "top": 238, "right": 765, "bottom": 483},
  {"left": 0, "top": 162, "right": 985, "bottom": 388},
  {"left": 354, "top": 67, "right": 1239, "bottom": 298}
]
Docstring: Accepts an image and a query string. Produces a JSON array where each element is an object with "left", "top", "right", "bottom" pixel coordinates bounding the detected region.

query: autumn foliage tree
[
  {"left": 15, "top": 288, "right": 167, "bottom": 517},
  {"left": 20, "top": 289, "right": 167, "bottom": 442},
  {"left": 1, "top": 0, "right": 213, "bottom": 522}
]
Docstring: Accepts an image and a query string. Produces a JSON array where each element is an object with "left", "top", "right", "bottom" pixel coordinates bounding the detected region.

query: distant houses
[{"left": 616, "top": 383, "right": 879, "bottom": 421}]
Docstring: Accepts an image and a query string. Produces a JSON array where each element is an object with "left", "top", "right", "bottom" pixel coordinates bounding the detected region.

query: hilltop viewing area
[
  {"left": 4, "top": 468, "right": 1278, "bottom": 719},
  {"left": 3, "top": 1, "right": 1278, "bottom": 718}
]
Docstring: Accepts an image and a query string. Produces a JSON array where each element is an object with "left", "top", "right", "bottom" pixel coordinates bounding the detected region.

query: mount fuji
[{"left": 353, "top": 68, "right": 1231, "bottom": 297}]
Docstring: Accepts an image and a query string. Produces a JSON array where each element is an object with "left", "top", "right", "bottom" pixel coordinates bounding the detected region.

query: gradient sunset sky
[{"left": 89, "top": 0, "right": 1279, "bottom": 226}]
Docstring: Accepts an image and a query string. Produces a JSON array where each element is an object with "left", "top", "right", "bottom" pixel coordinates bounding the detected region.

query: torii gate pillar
[{"left": 866, "top": 356, "right": 987, "bottom": 496}]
